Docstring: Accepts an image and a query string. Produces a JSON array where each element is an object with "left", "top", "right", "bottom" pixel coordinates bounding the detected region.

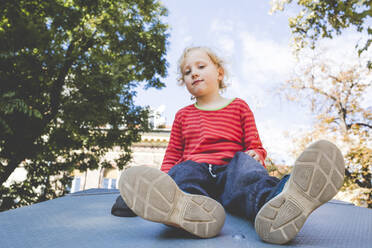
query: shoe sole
[
  {"left": 119, "top": 166, "right": 226, "bottom": 238},
  {"left": 255, "top": 140, "right": 345, "bottom": 244}
]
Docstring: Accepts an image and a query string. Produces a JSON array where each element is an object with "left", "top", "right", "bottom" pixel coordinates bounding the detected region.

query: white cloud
[
  {"left": 223, "top": 31, "right": 295, "bottom": 109},
  {"left": 216, "top": 36, "right": 235, "bottom": 58},
  {"left": 299, "top": 32, "right": 371, "bottom": 66},
  {"left": 182, "top": 35, "right": 193, "bottom": 45},
  {"left": 210, "top": 18, "right": 235, "bottom": 33},
  {"left": 259, "top": 120, "right": 312, "bottom": 165},
  {"left": 239, "top": 31, "right": 295, "bottom": 84},
  {"left": 227, "top": 75, "right": 267, "bottom": 109}
]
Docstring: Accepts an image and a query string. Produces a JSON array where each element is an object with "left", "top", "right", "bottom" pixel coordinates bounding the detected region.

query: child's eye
[
  {"left": 198, "top": 65, "right": 205, "bottom": 69},
  {"left": 184, "top": 70, "right": 191, "bottom": 75}
]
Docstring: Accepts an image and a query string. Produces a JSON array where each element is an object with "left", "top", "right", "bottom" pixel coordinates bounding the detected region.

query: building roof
[{"left": 0, "top": 189, "right": 371, "bottom": 248}]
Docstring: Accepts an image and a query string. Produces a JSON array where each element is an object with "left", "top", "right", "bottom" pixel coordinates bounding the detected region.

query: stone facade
[{"left": 70, "top": 130, "right": 170, "bottom": 193}]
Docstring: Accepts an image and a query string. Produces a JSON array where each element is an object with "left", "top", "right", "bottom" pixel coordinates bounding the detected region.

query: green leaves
[
  {"left": 0, "top": 91, "right": 43, "bottom": 136},
  {"left": 0, "top": 0, "right": 169, "bottom": 211},
  {"left": 1, "top": 93, "right": 41, "bottom": 118},
  {"left": 271, "top": 0, "right": 372, "bottom": 66}
]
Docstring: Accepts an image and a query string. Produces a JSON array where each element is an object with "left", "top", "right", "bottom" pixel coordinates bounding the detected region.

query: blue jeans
[{"left": 168, "top": 152, "right": 280, "bottom": 221}]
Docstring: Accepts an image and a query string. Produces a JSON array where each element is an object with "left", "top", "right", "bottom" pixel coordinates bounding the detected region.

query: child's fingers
[
  {"left": 246, "top": 150, "right": 255, "bottom": 157},
  {"left": 256, "top": 157, "right": 263, "bottom": 165},
  {"left": 251, "top": 152, "right": 263, "bottom": 165},
  {"left": 245, "top": 150, "right": 262, "bottom": 164}
]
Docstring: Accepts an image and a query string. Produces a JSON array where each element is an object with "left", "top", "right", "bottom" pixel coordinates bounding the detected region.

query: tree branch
[
  {"left": 305, "top": 85, "right": 338, "bottom": 103},
  {"left": 347, "top": 122, "right": 372, "bottom": 129},
  {"left": 45, "top": 41, "right": 76, "bottom": 124},
  {"left": 345, "top": 168, "right": 371, "bottom": 188},
  {"left": 0, "top": 159, "right": 23, "bottom": 186},
  {"left": 45, "top": 32, "right": 96, "bottom": 124}
]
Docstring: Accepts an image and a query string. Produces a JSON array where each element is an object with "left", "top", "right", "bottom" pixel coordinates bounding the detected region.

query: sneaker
[
  {"left": 119, "top": 166, "right": 226, "bottom": 238},
  {"left": 255, "top": 140, "right": 345, "bottom": 244}
]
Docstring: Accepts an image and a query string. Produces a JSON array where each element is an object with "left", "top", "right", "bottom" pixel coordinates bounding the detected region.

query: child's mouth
[{"left": 192, "top": 80, "right": 203, "bottom": 85}]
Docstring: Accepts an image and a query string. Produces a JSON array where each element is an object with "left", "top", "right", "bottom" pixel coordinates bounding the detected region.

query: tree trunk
[
  {"left": 83, "top": 171, "right": 88, "bottom": 190},
  {"left": 0, "top": 158, "right": 24, "bottom": 186}
]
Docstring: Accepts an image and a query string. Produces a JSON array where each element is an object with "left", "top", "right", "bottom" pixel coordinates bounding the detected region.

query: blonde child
[{"left": 117, "top": 46, "right": 345, "bottom": 244}]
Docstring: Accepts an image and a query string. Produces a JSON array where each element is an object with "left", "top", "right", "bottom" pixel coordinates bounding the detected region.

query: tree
[
  {"left": 265, "top": 157, "right": 292, "bottom": 179},
  {"left": 281, "top": 49, "right": 372, "bottom": 207},
  {"left": 270, "top": 0, "right": 372, "bottom": 66},
  {"left": 0, "top": 0, "right": 169, "bottom": 211}
]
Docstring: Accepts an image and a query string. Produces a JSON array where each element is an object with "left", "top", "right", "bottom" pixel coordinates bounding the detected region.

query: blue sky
[{"left": 134, "top": 0, "right": 372, "bottom": 164}]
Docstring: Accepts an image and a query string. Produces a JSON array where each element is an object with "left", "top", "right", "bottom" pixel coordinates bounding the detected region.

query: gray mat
[{"left": 0, "top": 189, "right": 371, "bottom": 248}]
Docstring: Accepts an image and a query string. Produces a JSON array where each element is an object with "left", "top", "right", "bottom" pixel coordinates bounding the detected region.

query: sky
[{"left": 134, "top": 0, "right": 372, "bottom": 165}]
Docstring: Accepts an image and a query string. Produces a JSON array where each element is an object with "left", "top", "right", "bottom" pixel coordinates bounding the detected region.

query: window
[
  {"left": 111, "top": 179, "right": 117, "bottom": 189},
  {"left": 102, "top": 178, "right": 117, "bottom": 189},
  {"left": 102, "top": 168, "right": 118, "bottom": 189},
  {"left": 102, "top": 178, "right": 109, "bottom": 189}
]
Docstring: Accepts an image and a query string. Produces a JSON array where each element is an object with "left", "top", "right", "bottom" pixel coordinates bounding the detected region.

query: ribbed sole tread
[
  {"left": 255, "top": 140, "right": 345, "bottom": 244},
  {"left": 119, "top": 166, "right": 226, "bottom": 238}
]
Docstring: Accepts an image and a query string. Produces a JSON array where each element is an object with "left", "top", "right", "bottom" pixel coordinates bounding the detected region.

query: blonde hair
[{"left": 177, "top": 46, "right": 228, "bottom": 90}]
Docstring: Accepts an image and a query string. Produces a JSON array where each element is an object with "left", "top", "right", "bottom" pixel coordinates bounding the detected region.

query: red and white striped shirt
[{"left": 161, "top": 98, "right": 266, "bottom": 173}]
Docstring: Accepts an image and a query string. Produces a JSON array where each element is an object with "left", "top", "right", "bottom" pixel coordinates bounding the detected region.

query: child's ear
[{"left": 218, "top": 67, "right": 224, "bottom": 81}]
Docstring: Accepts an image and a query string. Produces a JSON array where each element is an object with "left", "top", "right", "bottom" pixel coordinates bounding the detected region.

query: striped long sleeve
[
  {"left": 160, "top": 111, "right": 184, "bottom": 173},
  {"left": 240, "top": 101, "right": 267, "bottom": 165},
  {"left": 161, "top": 98, "right": 266, "bottom": 173}
]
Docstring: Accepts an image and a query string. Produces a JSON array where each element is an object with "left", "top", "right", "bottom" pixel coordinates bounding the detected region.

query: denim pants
[{"left": 168, "top": 152, "right": 280, "bottom": 221}]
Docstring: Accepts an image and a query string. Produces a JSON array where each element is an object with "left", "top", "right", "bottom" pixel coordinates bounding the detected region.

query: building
[
  {"left": 69, "top": 105, "right": 170, "bottom": 193},
  {"left": 70, "top": 129, "right": 171, "bottom": 193}
]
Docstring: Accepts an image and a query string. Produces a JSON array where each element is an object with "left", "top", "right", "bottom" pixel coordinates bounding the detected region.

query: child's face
[{"left": 181, "top": 49, "right": 223, "bottom": 99}]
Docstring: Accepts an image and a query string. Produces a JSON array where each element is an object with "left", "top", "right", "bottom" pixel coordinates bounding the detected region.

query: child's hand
[{"left": 245, "top": 150, "right": 263, "bottom": 165}]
